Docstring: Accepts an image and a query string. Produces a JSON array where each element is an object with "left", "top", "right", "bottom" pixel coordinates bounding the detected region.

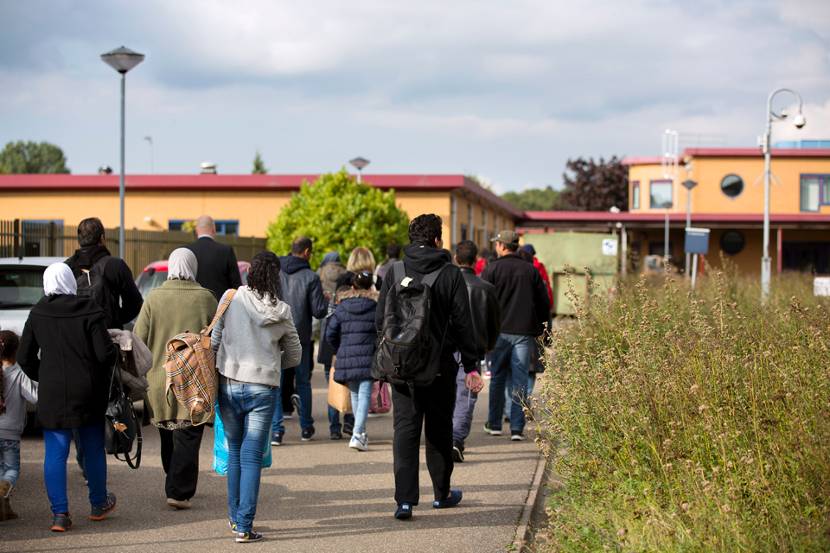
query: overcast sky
[{"left": 0, "top": 0, "right": 828, "bottom": 192}]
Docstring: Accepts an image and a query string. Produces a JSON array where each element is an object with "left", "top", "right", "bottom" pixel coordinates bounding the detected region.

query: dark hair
[
  {"left": 78, "top": 217, "right": 105, "bottom": 247},
  {"left": 386, "top": 243, "right": 401, "bottom": 259},
  {"left": 502, "top": 241, "right": 519, "bottom": 253},
  {"left": 455, "top": 240, "right": 478, "bottom": 266},
  {"left": 248, "top": 251, "right": 282, "bottom": 304},
  {"left": 408, "top": 214, "right": 442, "bottom": 246},
  {"left": 479, "top": 247, "right": 490, "bottom": 259},
  {"left": 291, "top": 236, "right": 313, "bottom": 255},
  {"left": 0, "top": 330, "right": 19, "bottom": 362},
  {"left": 353, "top": 271, "right": 373, "bottom": 290},
  {"left": 519, "top": 249, "right": 534, "bottom": 263}
]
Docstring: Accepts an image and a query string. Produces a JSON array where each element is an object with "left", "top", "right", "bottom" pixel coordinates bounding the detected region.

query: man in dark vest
[{"left": 186, "top": 215, "right": 242, "bottom": 300}]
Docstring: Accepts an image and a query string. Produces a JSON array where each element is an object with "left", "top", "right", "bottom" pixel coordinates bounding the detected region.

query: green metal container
[{"left": 523, "top": 232, "right": 619, "bottom": 316}]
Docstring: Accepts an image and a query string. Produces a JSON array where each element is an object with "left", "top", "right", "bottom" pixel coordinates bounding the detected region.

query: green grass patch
[{"left": 535, "top": 269, "right": 830, "bottom": 552}]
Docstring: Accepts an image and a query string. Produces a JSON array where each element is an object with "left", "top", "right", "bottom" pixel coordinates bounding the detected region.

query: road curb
[{"left": 512, "top": 450, "right": 548, "bottom": 552}]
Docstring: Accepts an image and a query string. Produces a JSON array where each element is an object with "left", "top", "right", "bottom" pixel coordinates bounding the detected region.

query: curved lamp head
[
  {"left": 793, "top": 113, "right": 807, "bottom": 129},
  {"left": 101, "top": 46, "right": 145, "bottom": 74},
  {"left": 349, "top": 157, "right": 370, "bottom": 171}
]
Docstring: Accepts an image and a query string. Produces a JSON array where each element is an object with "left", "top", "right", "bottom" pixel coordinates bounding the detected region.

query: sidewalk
[{"left": 2, "top": 369, "right": 540, "bottom": 553}]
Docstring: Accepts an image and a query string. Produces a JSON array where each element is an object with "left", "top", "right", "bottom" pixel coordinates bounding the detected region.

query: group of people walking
[{"left": 0, "top": 211, "right": 552, "bottom": 542}]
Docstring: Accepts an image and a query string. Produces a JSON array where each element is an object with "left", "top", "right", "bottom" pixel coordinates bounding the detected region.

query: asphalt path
[{"left": 2, "top": 369, "right": 540, "bottom": 553}]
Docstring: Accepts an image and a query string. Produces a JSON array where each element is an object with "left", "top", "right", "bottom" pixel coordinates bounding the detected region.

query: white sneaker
[{"left": 349, "top": 432, "right": 369, "bottom": 451}]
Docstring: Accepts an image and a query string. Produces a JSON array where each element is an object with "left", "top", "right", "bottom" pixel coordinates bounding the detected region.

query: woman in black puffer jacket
[{"left": 324, "top": 271, "right": 377, "bottom": 452}]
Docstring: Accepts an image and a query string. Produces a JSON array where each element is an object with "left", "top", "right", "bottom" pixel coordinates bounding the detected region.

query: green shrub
[
  {"left": 536, "top": 270, "right": 830, "bottom": 552},
  {"left": 266, "top": 169, "right": 409, "bottom": 268}
]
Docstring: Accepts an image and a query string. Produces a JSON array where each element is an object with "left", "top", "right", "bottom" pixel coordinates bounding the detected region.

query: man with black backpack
[
  {"left": 375, "top": 214, "right": 481, "bottom": 521},
  {"left": 65, "top": 217, "right": 143, "bottom": 330}
]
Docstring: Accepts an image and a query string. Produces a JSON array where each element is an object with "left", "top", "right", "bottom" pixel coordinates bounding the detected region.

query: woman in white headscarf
[
  {"left": 18, "top": 263, "right": 119, "bottom": 531},
  {"left": 134, "top": 248, "right": 218, "bottom": 510}
]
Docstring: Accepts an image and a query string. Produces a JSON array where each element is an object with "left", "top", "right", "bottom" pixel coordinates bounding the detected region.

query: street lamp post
[
  {"left": 761, "top": 88, "right": 806, "bottom": 301},
  {"left": 349, "top": 157, "right": 370, "bottom": 183},
  {"left": 681, "top": 179, "right": 698, "bottom": 277},
  {"left": 101, "top": 46, "right": 145, "bottom": 260}
]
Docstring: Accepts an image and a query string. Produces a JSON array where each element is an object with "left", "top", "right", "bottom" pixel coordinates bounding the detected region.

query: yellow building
[
  {"left": 522, "top": 147, "right": 830, "bottom": 275},
  {"left": 0, "top": 173, "right": 520, "bottom": 250}
]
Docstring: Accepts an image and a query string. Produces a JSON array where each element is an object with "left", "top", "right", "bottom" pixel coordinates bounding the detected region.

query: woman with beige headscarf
[{"left": 134, "top": 248, "right": 218, "bottom": 510}]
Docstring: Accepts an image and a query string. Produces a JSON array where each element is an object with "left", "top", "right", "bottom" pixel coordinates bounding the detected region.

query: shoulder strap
[
  {"left": 392, "top": 261, "right": 406, "bottom": 290},
  {"left": 205, "top": 289, "right": 236, "bottom": 335},
  {"left": 421, "top": 263, "right": 448, "bottom": 288}
]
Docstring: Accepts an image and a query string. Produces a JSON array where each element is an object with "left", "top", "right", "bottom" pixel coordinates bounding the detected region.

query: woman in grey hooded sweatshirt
[{"left": 211, "top": 251, "right": 301, "bottom": 544}]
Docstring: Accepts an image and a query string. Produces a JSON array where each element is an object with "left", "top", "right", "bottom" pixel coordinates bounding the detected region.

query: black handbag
[{"left": 104, "top": 353, "right": 142, "bottom": 469}]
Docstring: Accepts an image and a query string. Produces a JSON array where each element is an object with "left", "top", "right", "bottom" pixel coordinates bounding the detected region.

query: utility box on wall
[{"left": 524, "top": 232, "right": 618, "bottom": 316}]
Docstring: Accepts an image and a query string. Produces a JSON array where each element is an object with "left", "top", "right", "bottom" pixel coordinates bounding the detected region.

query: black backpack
[
  {"left": 76, "top": 257, "right": 118, "bottom": 328},
  {"left": 372, "top": 261, "right": 447, "bottom": 387}
]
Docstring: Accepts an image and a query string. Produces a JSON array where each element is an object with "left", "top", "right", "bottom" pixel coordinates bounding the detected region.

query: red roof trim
[
  {"left": 624, "top": 148, "right": 830, "bottom": 166},
  {"left": 522, "top": 211, "right": 830, "bottom": 224}
]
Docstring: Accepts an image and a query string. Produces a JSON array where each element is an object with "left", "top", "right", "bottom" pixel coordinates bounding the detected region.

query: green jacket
[{"left": 134, "top": 279, "right": 218, "bottom": 427}]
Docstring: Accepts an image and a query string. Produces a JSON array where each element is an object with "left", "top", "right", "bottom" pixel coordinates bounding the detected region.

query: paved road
[{"left": 2, "top": 369, "right": 539, "bottom": 553}]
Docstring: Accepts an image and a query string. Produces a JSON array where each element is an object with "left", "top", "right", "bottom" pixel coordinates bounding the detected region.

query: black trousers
[
  {"left": 158, "top": 425, "right": 204, "bottom": 501},
  {"left": 392, "top": 368, "right": 457, "bottom": 505},
  {"left": 281, "top": 367, "right": 296, "bottom": 413}
]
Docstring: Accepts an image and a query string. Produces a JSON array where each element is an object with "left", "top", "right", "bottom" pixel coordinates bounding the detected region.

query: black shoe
[
  {"left": 343, "top": 422, "right": 354, "bottom": 436},
  {"left": 511, "top": 432, "right": 525, "bottom": 441},
  {"left": 301, "top": 427, "right": 315, "bottom": 441},
  {"left": 433, "top": 489, "right": 463, "bottom": 509},
  {"left": 483, "top": 422, "right": 502, "bottom": 436},
  {"left": 394, "top": 503, "right": 413, "bottom": 520},
  {"left": 270, "top": 432, "right": 284, "bottom": 446},
  {"left": 290, "top": 393, "right": 301, "bottom": 414},
  {"left": 50, "top": 512, "right": 72, "bottom": 532},
  {"left": 89, "top": 492, "right": 116, "bottom": 521},
  {"left": 330, "top": 431, "right": 342, "bottom": 440},
  {"left": 235, "top": 530, "right": 264, "bottom": 543},
  {"left": 452, "top": 445, "right": 465, "bottom": 463}
]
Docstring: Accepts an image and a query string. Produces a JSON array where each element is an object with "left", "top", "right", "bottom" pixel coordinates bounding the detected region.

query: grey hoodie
[
  {"left": 212, "top": 287, "right": 302, "bottom": 387},
  {"left": 0, "top": 363, "right": 38, "bottom": 441}
]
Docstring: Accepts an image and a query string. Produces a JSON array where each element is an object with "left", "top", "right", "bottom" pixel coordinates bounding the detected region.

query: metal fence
[{"left": 0, "top": 219, "right": 267, "bottom": 276}]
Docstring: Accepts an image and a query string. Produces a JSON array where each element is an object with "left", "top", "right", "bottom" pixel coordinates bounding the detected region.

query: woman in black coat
[{"left": 18, "top": 263, "right": 118, "bottom": 531}]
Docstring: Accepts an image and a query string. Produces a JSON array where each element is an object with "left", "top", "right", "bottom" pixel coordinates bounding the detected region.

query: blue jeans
[
  {"left": 488, "top": 333, "right": 531, "bottom": 434},
  {"left": 0, "top": 439, "right": 21, "bottom": 486},
  {"left": 325, "top": 365, "right": 354, "bottom": 434},
  {"left": 218, "top": 376, "right": 277, "bottom": 534},
  {"left": 504, "top": 372, "right": 537, "bottom": 420},
  {"left": 347, "top": 379, "right": 373, "bottom": 436},
  {"left": 43, "top": 424, "right": 108, "bottom": 515},
  {"left": 271, "top": 343, "right": 314, "bottom": 435},
  {"left": 452, "top": 365, "right": 478, "bottom": 446}
]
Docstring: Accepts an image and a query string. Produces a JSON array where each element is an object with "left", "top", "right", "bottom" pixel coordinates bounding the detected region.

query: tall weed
[{"left": 536, "top": 270, "right": 830, "bottom": 552}]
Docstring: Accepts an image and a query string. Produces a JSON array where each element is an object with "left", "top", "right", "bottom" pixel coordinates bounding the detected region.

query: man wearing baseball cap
[{"left": 481, "top": 230, "right": 550, "bottom": 441}]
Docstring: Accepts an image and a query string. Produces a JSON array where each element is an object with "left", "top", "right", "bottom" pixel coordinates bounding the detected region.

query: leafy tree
[
  {"left": 266, "top": 169, "right": 410, "bottom": 268},
  {"left": 252, "top": 151, "right": 268, "bottom": 174},
  {"left": 0, "top": 141, "right": 70, "bottom": 174},
  {"left": 556, "top": 156, "right": 628, "bottom": 211},
  {"left": 502, "top": 186, "right": 560, "bottom": 211}
]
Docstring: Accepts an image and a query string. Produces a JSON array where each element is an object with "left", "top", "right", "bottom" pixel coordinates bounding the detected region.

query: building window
[
  {"left": 649, "top": 180, "right": 673, "bottom": 209},
  {"left": 800, "top": 175, "right": 830, "bottom": 212},
  {"left": 632, "top": 181, "right": 640, "bottom": 209},
  {"left": 168, "top": 219, "right": 239, "bottom": 235},
  {"left": 460, "top": 224, "right": 468, "bottom": 241},
  {"left": 720, "top": 230, "right": 745, "bottom": 255},
  {"left": 720, "top": 174, "right": 744, "bottom": 198}
]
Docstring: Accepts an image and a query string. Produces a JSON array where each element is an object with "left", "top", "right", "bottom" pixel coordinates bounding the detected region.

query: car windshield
[
  {"left": 0, "top": 265, "right": 46, "bottom": 308},
  {"left": 136, "top": 269, "right": 168, "bottom": 298}
]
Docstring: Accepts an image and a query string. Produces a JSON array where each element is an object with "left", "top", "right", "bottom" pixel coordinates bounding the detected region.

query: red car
[{"left": 136, "top": 260, "right": 250, "bottom": 298}]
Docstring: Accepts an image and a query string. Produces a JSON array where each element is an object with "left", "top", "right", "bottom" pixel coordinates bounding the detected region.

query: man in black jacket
[
  {"left": 376, "top": 214, "right": 481, "bottom": 520},
  {"left": 272, "top": 237, "right": 327, "bottom": 444},
  {"left": 186, "top": 215, "right": 242, "bottom": 300},
  {"left": 481, "top": 230, "right": 550, "bottom": 441},
  {"left": 65, "top": 217, "right": 143, "bottom": 329},
  {"left": 451, "top": 240, "right": 501, "bottom": 462}
]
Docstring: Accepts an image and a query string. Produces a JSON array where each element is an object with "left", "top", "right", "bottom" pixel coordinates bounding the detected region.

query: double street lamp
[
  {"left": 101, "top": 46, "right": 145, "bottom": 259},
  {"left": 761, "top": 88, "right": 806, "bottom": 300}
]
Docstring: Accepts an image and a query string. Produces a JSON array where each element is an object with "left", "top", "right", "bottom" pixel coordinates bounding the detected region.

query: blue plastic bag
[{"left": 213, "top": 410, "right": 273, "bottom": 476}]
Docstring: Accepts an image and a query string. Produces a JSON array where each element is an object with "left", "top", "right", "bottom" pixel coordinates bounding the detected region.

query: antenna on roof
[{"left": 662, "top": 129, "right": 679, "bottom": 179}]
